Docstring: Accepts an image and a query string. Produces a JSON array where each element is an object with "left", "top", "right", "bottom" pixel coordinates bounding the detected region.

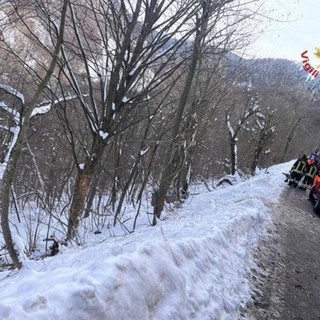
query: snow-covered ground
[{"left": 0, "top": 161, "right": 293, "bottom": 320}]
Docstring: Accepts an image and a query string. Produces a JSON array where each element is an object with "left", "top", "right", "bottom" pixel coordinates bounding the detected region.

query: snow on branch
[
  {"left": 0, "top": 126, "right": 20, "bottom": 176},
  {"left": 31, "top": 103, "right": 52, "bottom": 117},
  {"left": 0, "top": 83, "right": 25, "bottom": 104},
  {"left": 256, "top": 112, "right": 265, "bottom": 119},
  {"left": 140, "top": 147, "right": 150, "bottom": 156},
  {"left": 0, "top": 101, "right": 20, "bottom": 124},
  {"left": 99, "top": 130, "right": 109, "bottom": 140},
  {"left": 255, "top": 118, "right": 264, "bottom": 130},
  {"left": 31, "top": 95, "right": 78, "bottom": 117},
  {"left": 226, "top": 114, "right": 234, "bottom": 136}
]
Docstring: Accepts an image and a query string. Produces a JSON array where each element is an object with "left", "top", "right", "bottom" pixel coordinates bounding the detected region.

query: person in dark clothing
[
  {"left": 299, "top": 159, "right": 318, "bottom": 190},
  {"left": 288, "top": 154, "right": 308, "bottom": 188}
]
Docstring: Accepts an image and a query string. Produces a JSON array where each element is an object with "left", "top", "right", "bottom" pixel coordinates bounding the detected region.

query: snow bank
[{"left": 0, "top": 162, "right": 292, "bottom": 320}]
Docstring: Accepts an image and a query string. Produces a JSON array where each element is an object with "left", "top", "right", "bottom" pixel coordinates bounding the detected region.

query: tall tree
[
  {"left": 58, "top": 0, "right": 206, "bottom": 239},
  {"left": 152, "top": 0, "right": 261, "bottom": 220},
  {"left": 225, "top": 91, "right": 262, "bottom": 175},
  {"left": 0, "top": 0, "right": 69, "bottom": 269}
]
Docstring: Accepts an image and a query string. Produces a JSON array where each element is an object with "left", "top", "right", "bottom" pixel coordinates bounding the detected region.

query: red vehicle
[{"left": 309, "top": 177, "right": 320, "bottom": 212}]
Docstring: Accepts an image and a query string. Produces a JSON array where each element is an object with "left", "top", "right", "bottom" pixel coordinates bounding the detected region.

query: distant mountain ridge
[{"left": 227, "top": 54, "right": 320, "bottom": 101}]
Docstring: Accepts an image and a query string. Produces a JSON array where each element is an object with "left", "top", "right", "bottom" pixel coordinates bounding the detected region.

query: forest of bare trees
[{"left": 0, "top": 0, "right": 318, "bottom": 269}]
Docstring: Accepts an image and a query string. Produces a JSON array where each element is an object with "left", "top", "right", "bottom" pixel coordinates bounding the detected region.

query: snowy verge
[{"left": 0, "top": 162, "right": 292, "bottom": 320}]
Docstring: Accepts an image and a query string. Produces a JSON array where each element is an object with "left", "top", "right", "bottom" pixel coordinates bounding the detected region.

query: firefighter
[
  {"left": 299, "top": 159, "right": 318, "bottom": 190},
  {"left": 288, "top": 154, "right": 308, "bottom": 188}
]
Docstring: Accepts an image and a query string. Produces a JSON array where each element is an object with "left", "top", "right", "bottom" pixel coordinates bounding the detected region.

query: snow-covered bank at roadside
[{"left": 0, "top": 162, "right": 292, "bottom": 320}]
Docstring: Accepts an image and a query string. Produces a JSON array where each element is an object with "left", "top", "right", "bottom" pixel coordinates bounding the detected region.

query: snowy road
[{"left": 245, "top": 185, "right": 320, "bottom": 320}]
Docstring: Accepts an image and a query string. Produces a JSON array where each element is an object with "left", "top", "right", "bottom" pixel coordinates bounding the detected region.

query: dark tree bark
[{"left": 153, "top": 2, "right": 212, "bottom": 220}]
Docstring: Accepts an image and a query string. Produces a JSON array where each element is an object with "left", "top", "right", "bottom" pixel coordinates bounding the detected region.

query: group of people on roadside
[
  {"left": 286, "top": 150, "right": 320, "bottom": 209},
  {"left": 286, "top": 150, "right": 320, "bottom": 191}
]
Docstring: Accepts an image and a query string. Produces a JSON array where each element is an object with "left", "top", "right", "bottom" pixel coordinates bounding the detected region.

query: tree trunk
[
  {"left": 66, "top": 135, "right": 106, "bottom": 239},
  {"left": 280, "top": 119, "right": 300, "bottom": 163},
  {"left": 154, "top": 142, "right": 182, "bottom": 220},
  {"left": 153, "top": 5, "right": 210, "bottom": 220},
  {"left": 1, "top": 162, "right": 22, "bottom": 269},
  {"left": 153, "top": 168, "right": 173, "bottom": 220},
  {"left": 67, "top": 170, "right": 91, "bottom": 239},
  {"left": 251, "top": 132, "right": 267, "bottom": 176},
  {"left": 84, "top": 174, "right": 99, "bottom": 218},
  {"left": 176, "top": 120, "right": 198, "bottom": 198},
  {"left": 0, "top": 0, "right": 68, "bottom": 269},
  {"left": 251, "top": 146, "right": 262, "bottom": 176},
  {"left": 230, "top": 137, "right": 237, "bottom": 175}
]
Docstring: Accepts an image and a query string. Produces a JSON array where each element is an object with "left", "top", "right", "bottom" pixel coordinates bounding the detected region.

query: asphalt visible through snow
[{"left": 242, "top": 184, "right": 320, "bottom": 320}]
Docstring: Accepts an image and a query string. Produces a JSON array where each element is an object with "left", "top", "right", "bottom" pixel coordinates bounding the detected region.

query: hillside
[{"left": 227, "top": 54, "right": 320, "bottom": 101}]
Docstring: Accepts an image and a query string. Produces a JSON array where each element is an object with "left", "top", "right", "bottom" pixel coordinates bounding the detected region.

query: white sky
[
  {"left": 245, "top": 0, "right": 319, "bottom": 62},
  {"left": 0, "top": 161, "right": 293, "bottom": 319}
]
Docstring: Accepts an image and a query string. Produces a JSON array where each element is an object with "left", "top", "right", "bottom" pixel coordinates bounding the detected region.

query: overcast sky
[{"left": 244, "top": 0, "right": 319, "bottom": 63}]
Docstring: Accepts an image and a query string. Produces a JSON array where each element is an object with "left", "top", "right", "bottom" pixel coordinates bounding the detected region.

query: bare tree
[
  {"left": 280, "top": 105, "right": 308, "bottom": 163},
  {"left": 153, "top": 0, "right": 230, "bottom": 220},
  {"left": 0, "top": 0, "right": 68, "bottom": 269},
  {"left": 55, "top": 0, "right": 208, "bottom": 239},
  {"left": 249, "top": 107, "right": 276, "bottom": 175},
  {"left": 152, "top": 0, "right": 267, "bottom": 220},
  {"left": 225, "top": 90, "right": 262, "bottom": 175}
]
